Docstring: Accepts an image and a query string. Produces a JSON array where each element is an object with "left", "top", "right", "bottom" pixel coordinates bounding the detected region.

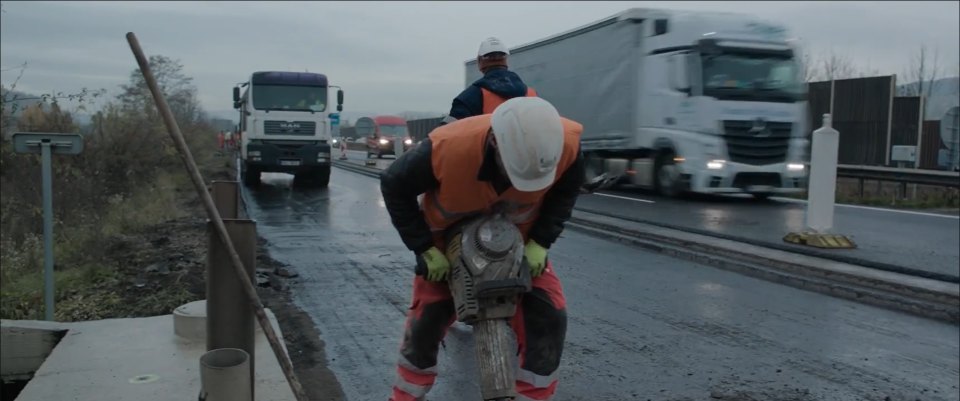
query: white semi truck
[
  {"left": 466, "top": 8, "right": 809, "bottom": 198},
  {"left": 233, "top": 71, "right": 344, "bottom": 187}
]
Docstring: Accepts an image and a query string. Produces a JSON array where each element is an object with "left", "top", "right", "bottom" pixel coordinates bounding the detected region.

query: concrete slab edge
[
  {"left": 567, "top": 214, "right": 959, "bottom": 324},
  {"left": 332, "top": 160, "right": 381, "bottom": 179}
]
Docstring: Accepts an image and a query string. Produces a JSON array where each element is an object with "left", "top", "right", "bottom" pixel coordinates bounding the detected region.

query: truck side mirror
[
  {"left": 670, "top": 54, "right": 691, "bottom": 94},
  {"left": 233, "top": 87, "right": 240, "bottom": 103},
  {"left": 337, "top": 90, "right": 344, "bottom": 112}
]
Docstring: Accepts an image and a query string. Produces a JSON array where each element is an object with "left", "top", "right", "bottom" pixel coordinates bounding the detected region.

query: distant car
[{"left": 365, "top": 115, "right": 413, "bottom": 159}]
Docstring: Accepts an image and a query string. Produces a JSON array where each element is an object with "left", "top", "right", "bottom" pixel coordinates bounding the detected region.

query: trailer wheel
[
  {"left": 313, "top": 165, "right": 331, "bottom": 188},
  {"left": 654, "top": 152, "right": 681, "bottom": 197},
  {"left": 583, "top": 152, "right": 605, "bottom": 186}
]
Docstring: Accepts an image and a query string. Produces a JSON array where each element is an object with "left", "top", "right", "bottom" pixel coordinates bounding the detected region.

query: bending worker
[
  {"left": 380, "top": 97, "right": 585, "bottom": 401},
  {"left": 442, "top": 37, "right": 537, "bottom": 125}
]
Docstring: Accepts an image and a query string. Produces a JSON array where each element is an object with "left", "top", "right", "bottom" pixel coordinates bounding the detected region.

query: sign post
[{"left": 13, "top": 132, "right": 84, "bottom": 320}]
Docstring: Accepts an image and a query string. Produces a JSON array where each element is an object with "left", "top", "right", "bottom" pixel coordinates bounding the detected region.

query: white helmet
[
  {"left": 478, "top": 37, "right": 510, "bottom": 57},
  {"left": 490, "top": 97, "right": 565, "bottom": 192}
]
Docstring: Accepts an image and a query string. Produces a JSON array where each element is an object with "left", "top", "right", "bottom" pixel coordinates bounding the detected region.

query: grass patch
[{"left": 0, "top": 159, "right": 227, "bottom": 321}]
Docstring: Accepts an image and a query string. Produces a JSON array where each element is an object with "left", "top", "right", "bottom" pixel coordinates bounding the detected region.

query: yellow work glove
[
  {"left": 420, "top": 247, "right": 451, "bottom": 282},
  {"left": 524, "top": 240, "right": 548, "bottom": 277}
]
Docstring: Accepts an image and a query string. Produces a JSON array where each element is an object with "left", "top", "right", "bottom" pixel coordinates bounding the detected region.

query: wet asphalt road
[
  {"left": 340, "top": 149, "right": 960, "bottom": 280},
  {"left": 576, "top": 190, "right": 960, "bottom": 280},
  {"left": 242, "top": 167, "right": 959, "bottom": 401}
]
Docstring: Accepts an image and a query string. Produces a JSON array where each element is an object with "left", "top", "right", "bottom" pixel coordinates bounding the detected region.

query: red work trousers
[{"left": 389, "top": 261, "right": 568, "bottom": 401}]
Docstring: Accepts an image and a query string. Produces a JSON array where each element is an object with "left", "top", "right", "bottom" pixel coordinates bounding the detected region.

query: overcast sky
[{"left": 1, "top": 1, "right": 958, "bottom": 121}]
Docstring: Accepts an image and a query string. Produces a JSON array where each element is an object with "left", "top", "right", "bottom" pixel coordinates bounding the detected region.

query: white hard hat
[
  {"left": 490, "top": 97, "right": 564, "bottom": 192},
  {"left": 478, "top": 37, "right": 510, "bottom": 57}
]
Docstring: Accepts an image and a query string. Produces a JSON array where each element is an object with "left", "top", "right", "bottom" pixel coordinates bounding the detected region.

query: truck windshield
[
  {"left": 701, "top": 53, "right": 802, "bottom": 102},
  {"left": 252, "top": 85, "right": 328, "bottom": 112},
  {"left": 378, "top": 125, "right": 408, "bottom": 137}
]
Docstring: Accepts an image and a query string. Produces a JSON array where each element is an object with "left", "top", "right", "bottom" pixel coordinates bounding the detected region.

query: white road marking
[
  {"left": 593, "top": 192, "right": 656, "bottom": 204},
  {"left": 772, "top": 197, "right": 960, "bottom": 219}
]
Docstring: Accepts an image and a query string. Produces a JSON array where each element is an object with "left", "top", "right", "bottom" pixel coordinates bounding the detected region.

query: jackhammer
[{"left": 444, "top": 213, "right": 532, "bottom": 401}]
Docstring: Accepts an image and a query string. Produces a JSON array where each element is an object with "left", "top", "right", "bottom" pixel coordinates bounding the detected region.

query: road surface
[
  {"left": 339, "top": 149, "right": 960, "bottom": 281},
  {"left": 240, "top": 167, "right": 959, "bottom": 401}
]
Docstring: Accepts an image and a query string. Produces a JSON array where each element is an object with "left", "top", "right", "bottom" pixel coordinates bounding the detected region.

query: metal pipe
[
  {"left": 41, "top": 142, "right": 55, "bottom": 321},
  {"left": 200, "top": 348, "right": 251, "bottom": 401},
  {"left": 125, "top": 32, "right": 308, "bottom": 400},
  {"left": 207, "top": 219, "right": 256, "bottom": 398}
]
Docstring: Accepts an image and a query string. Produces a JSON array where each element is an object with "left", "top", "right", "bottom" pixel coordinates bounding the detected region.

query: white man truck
[
  {"left": 233, "top": 71, "right": 344, "bottom": 187},
  {"left": 466, "top": 8, "right": 809, "bottom": 198}
]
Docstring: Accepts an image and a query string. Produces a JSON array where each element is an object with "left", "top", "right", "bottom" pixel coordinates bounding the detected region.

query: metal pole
[
  {"left": 211, "top": 181, "right": 241, "bottom": 219},
  {"left": 125, "top": 32, "right": 308, "bottom": 400},
  {"left": 41, "top": 142, "right": 55, "bottom": 321},
  {"left": 207, "top": 219, "right": 256, "bottom": 400}
]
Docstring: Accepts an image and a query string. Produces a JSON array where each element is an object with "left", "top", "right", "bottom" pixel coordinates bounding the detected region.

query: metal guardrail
[{"left": 837, "top": 164, "right": 960, "bottom": 188}]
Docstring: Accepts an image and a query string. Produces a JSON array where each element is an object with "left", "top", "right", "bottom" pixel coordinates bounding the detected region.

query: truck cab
[
  {"left": 233, "top": 71, "right": 344, "bottom": 187},
  {"left": 466, "top": 8, "right": 809, "bottom": 198},
  {"left": 363, "top": 115, "right": 414, "bottom": 158}
]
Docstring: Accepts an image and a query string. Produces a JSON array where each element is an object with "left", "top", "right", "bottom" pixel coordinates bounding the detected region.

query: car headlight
[
  {"left": 248, "top": 150, "right": 261, "bottom": 157},
  {"left": 707, "top": 159, "right": 726, "bottom": 170},
  {"left": 379, "top": 139, "right": 389, "bottom": 145},
  {"left": 331, "top": 138, "right": 338, "bottom": 144},
  {"left": 788, "top": 163, "right": 805, "bottom": 171},
  {"left": 404, "top": 139, "right": 413, "bottom": 145}
]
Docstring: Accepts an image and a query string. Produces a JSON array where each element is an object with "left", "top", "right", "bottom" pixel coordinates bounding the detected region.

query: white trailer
[{"left": 465, "top": 8, "right": 810, "bottom": 198}]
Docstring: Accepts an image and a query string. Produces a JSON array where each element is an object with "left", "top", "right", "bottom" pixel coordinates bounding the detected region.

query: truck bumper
[
  {"left": 244, "top": 142, "right": 331, "bottom": 173},
  {"left": 685, "top": 162, "right": 807, "bottom": 194}
]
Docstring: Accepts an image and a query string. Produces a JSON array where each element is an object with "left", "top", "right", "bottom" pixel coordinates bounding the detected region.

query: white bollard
[
  {"left": 806, "top": 114, "right": 840, "bottom": 233},
  {"left": 394, "top": 136, "right": 405, "bottom": 158}
]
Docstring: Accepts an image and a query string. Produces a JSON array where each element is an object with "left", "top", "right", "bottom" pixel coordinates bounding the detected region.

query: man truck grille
[
  {"left": 264, "top": 120, "right": 316, "bottom": 136},
  {"left": 722, "top": 120, "right": 792, "bottom": 166}
]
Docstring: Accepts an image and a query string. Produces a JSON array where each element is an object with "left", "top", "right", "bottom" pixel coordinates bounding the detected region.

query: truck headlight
[
  {"left": 788, "top": 163, "right": 805, "bottom": 171},
  {"left": 331, "top": 138, "right": 338, "bottom": 144},
  {"left": 379, "top": 139, "right": 389, "bottom": 145},
  {"left": 707, "top": 160, "right": 726, "bottom": 170},
  {"left": 404, "top": 139, "right": 413, "bottom": 145}
]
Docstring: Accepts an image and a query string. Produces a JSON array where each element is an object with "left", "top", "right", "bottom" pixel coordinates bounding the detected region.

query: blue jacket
[{"left": 447, "top": 66, "right": 530, "bottom": 121}]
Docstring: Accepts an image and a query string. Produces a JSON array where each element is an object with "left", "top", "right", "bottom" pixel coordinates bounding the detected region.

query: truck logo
[
  {"left": 749, "top": 118, "right": 771, "bottom": 138},
  {"left": 280, "top": 122, "right": 301, "bottom": 129}
]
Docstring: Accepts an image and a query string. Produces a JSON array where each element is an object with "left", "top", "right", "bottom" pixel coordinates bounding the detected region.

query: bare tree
[
  {"left": 899, "top": 45, "right": 942, "bottom": 99},
  {"left": 797, "top": 51, "right": 820, "bottom": 83},
  {"left": 819, "top": 50, "right": 857, "bottom": 81}
]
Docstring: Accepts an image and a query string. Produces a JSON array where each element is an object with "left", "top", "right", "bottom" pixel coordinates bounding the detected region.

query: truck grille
[
  {"left": 722, "top": 120, "right": 792, "bottom": 165},
  {"left": 263, "top": 120, "right": 316, "bottom": 136},
  {"left": 733, "top": 172, "right": 782, "bottom": 189}
]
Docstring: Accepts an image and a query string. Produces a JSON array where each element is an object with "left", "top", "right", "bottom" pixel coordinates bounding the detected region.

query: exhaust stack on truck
[{"left": 465, "top": 8, "right": 809, "bottom": 198}]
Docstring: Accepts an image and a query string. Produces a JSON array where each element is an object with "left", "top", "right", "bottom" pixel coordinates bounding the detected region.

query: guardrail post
[
  {"left": 211, "top": 181, "right": 241, "bottom": 219},
  {"left": 207, "top": 181, "right": 255, "bottom": 400},
  {"left": 784, "top": 114, "right": 856, "bottom": 249}
]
